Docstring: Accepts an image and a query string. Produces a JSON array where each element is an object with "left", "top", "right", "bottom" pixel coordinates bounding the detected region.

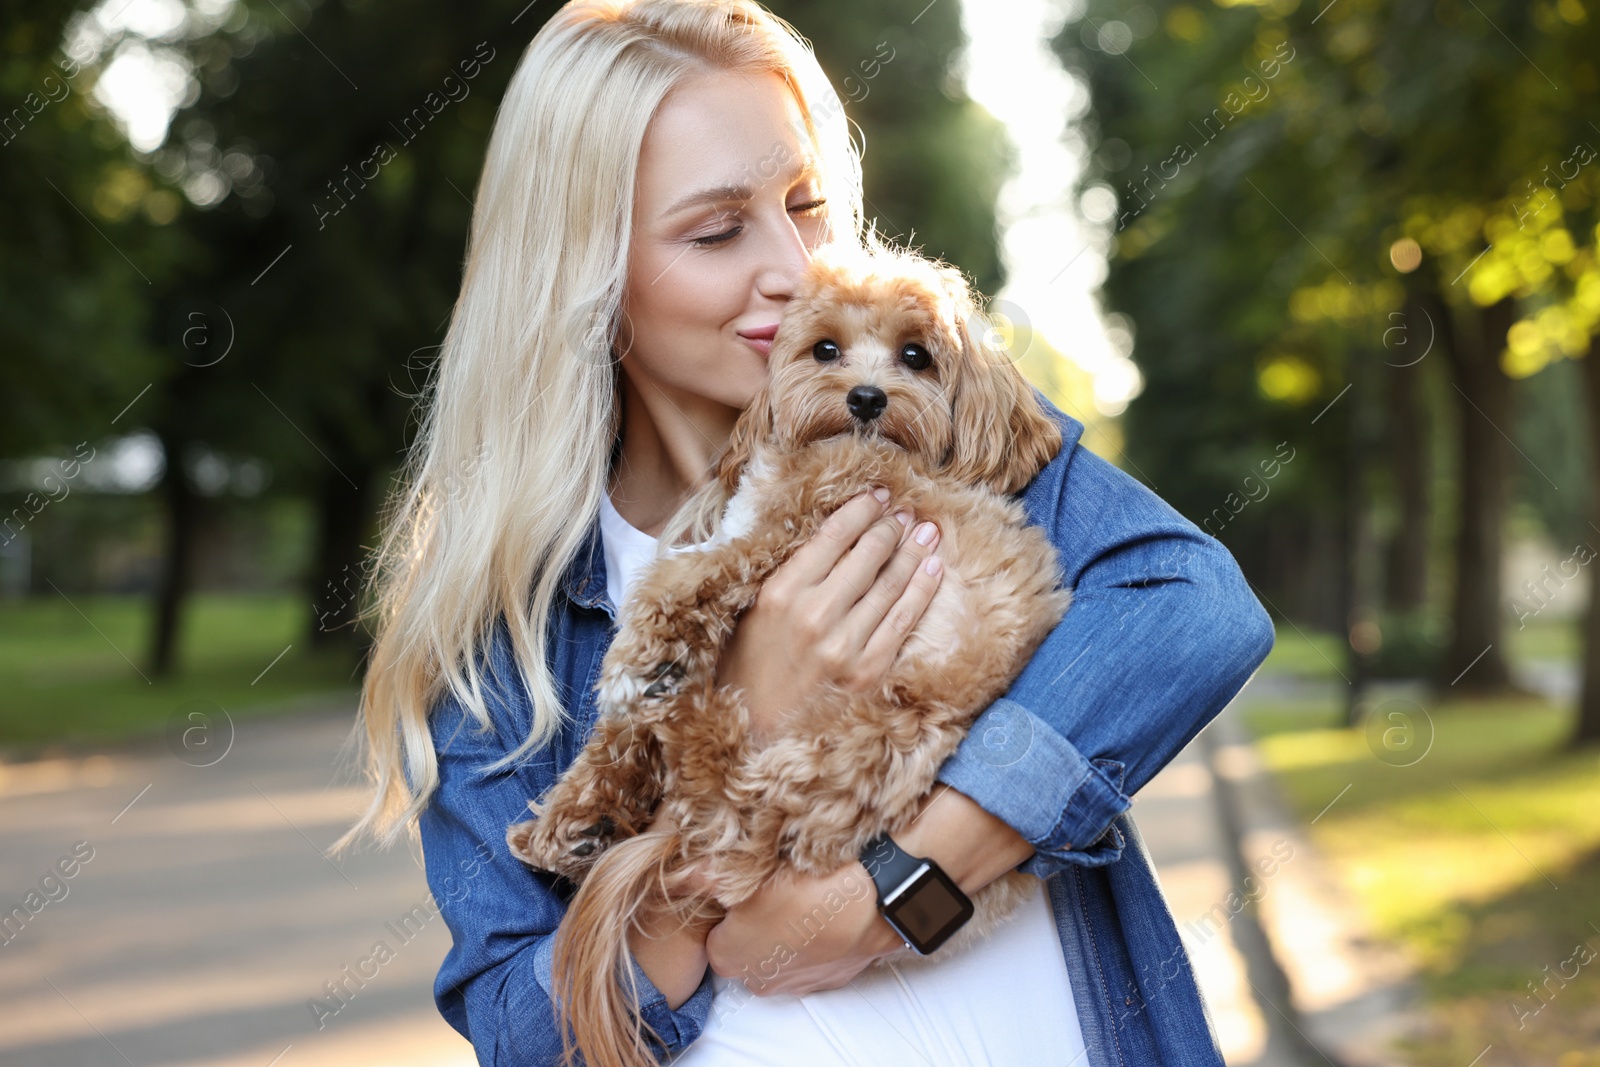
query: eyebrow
[{"left": 661, "top": 153, "right": 823, "bottom": 220}]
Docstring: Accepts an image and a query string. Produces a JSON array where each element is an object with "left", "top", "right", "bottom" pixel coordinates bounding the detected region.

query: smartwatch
[{"left": 859, "top": 830, "right": 974, "bottom": 955}]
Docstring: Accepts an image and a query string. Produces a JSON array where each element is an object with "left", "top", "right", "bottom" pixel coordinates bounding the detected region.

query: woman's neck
[{"left": 608, "top": 368, "right": 740, "bottom": 538}]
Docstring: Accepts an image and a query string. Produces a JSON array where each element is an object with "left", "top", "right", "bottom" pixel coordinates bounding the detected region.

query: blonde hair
[{"left": 338, "top": 0, "right": 866, "bottom": 849}]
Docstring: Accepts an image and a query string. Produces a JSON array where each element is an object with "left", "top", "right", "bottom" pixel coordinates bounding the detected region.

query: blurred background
[{"left": 1, "top": 0, "right": 1594, "bottom": 1064}]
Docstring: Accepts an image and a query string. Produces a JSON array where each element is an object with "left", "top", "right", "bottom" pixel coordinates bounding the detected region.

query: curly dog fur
[{"left": 506, "top": 241, "right": 1072, "bottom": 1067}]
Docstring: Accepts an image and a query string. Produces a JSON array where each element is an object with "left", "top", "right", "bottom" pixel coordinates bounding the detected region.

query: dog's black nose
[{"left": 847, "top": 385, "right": 887, "bottom": 422}]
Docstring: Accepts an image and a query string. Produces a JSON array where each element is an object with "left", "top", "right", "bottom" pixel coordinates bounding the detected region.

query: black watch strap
[{"left": 860, "top": 830, "right": 925, "bottom": 898}]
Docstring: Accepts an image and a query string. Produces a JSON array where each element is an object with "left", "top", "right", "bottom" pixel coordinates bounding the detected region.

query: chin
[{"left": 735, "top": 365, "right": 770, "bottom": 411}]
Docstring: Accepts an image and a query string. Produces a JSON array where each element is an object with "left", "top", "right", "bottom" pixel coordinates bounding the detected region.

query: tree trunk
[
  {"left": 149, "top": 435, "right": 200, "bottom": 678},
  {"left": 1440, "top": 295, "right": 1518, "bottom": 692},
  {"left": 307, "top": 458, "right": 374, "bottom": 658},
  {"left": 1574, "top": 341, "right": 1600, "bottom": 746},
  {"left": 1343, "top": 352, "right": 1377, "bottom": 727},
  {"left": 1383, "top": 293, "right": 1432, "bottom": 612}
]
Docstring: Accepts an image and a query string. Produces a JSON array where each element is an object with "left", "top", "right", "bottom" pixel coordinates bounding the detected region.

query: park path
[
  {"left": 0, "top": 701, "right": 476, "bottom": 1067},
  {"left": 11, "top": 661, "right": 1570, "bottom": 1066},
  {"left": 1136, "top": 677, "right": 1419, "bottom": 1067}
]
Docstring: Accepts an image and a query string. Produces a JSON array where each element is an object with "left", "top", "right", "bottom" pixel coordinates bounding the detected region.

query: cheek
[{"left": 628, "top": 248, "right": 745, "bottom": 341}]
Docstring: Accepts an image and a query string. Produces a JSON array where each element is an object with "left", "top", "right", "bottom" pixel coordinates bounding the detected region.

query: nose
[
  {"left": 755, "top": 207, "right": 818, "bottom": 303},
  {"left": 847, "top": 385, "right": 887, "bottom": 422}
]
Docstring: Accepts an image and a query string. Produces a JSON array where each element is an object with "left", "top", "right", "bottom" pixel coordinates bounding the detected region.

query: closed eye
[{"left": 691, "top": 198, "right": 829, "bottom": 248}]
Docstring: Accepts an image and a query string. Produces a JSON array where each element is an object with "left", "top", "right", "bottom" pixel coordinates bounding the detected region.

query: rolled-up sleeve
[
  {"left": 419, "top": 650, "right": 717, "bottom": 1065},
  {"left": 934, "top": 392, "right": 1275, "bottom": 879}
]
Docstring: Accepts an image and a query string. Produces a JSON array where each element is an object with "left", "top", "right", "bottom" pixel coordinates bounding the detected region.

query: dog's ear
[
  {"left": 716, "top": 381, "right": 775, "bottom": 497},
  {"left": 942, "top": 289, "right": 1063, "bottom": 496}
]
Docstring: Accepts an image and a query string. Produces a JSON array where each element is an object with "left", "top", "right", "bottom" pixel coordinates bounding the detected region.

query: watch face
[{"left": 883, "top": 864, "right": 974, "bottom": 954}]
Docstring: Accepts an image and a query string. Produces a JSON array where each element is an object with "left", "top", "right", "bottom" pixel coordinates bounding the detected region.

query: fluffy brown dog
[{"left": 507, "top": 240, "right": 1072, "bottom": 1067}]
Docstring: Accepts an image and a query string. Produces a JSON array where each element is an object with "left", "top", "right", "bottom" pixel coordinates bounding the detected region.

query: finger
[
  {"left": 856, "top": 541, "right": 943, "bottom": 673},
  {"left": 706, "top": 917, "right": 760, "bottom": 979},
  {"left": 778, "top": 488, "right": 891, "bottom": 589},
  {"left": 814, "top": 509, "right": 918, "bottom": 628},
  {"left": 833, "top": 516, "right": 939, "bottom": 660}
]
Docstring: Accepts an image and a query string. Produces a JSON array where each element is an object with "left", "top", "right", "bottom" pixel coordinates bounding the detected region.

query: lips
[{"left": 737, "top": 323, "right": 779, "bottom": 357}]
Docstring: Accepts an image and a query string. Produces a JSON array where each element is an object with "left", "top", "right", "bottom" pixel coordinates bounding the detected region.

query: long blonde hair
[{"left": 338, "top": 0, "right": 866, "bottom": 849}]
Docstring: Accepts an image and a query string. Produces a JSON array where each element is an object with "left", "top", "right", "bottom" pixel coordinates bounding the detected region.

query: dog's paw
[
  {"left": 507, "top": 811, "right": 621, "bottom": 879},
  {"left": 597, "top": 655, "right": 692, "bottom": 716},
  {"left": 641, "top": 660, "right": 687, "bottom": 701},
  {"left": 569, "top": 814, "right": 618, "bottom": 856},
  {"left": 505, "top": 818, "right": 544, "bottom": 868}
]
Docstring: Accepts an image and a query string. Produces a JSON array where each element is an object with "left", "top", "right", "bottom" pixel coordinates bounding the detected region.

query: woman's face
[{"left": 616, "top": 69, "right": 832, "bottom": 414}]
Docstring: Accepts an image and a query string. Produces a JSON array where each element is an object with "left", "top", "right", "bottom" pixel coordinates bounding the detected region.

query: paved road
[{"left": 0, "top": 702, "right": 474, "bottom": 1067}]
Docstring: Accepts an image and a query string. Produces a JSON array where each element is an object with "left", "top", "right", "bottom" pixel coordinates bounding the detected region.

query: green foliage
[
  {"left": 1057, "top": 3, "right": 1334, "bottom": 537},
  {"left": 1513, "top": 353, "right": 1593, "bottom": 547},
  {"left": 1055, "top": 0, "right": 1599, "bottom": 648},
  {"left": 0, "top": 0, "right": 177, "bottom": 457},
  {"left": 1366, "top": 607, "right": 1450, "bottom": 678}
]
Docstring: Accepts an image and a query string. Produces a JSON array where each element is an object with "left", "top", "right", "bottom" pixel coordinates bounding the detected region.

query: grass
[
  {"left": 1243, "top": 683, "right": 1600, "bottom": 1065},
  {"left": 1259, "top": 625, "right": 1348, "bottom": 679},
  {"left": 1507, "top": 615, "right": 1584, "bottom": 663},
  {"left": 1258, "top": 616, "right": 1580, "bottom": 682},
  {"left": 0, "top": 593, "right": 360, "bottom": 750}
]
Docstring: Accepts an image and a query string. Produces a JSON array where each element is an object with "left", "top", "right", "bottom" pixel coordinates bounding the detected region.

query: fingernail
[
  {"left": 871, "top": 487, "right": 890, "bottom": 504},
  {"left": 894, "top": 510, "right": 911, "bottom": 527},
  {"left": 915, "top": 522, "right": 938, "bottom": 546},
  {"left": 923, "top": 555, "right": 941, "bottom": 575}
]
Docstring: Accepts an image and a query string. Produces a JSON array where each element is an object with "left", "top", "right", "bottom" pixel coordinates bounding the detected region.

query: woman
[{"left": 341, "top": 1, "right": 1276, "bottom": 1064}]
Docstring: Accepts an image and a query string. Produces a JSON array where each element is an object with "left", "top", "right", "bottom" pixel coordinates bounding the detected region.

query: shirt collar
[{"left": 560, "top": 509, "right": 613, "bottom": 613}]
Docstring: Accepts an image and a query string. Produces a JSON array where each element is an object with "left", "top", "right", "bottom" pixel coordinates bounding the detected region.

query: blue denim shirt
[{"left": 417, "top": 389, "right": 1275, "bottom": 1066}]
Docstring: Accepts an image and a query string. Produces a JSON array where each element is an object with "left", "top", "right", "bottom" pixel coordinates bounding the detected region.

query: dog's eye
[
  {"left": 900, "top": 343, "right": 931, "bottom": 370},
  {"left": 813, "top": 340, "right": 842, "bottom": 362}
]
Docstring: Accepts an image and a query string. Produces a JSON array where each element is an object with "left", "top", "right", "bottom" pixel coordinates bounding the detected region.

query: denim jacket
[{"left": 417, "top": 389, "right": 1276, "bottom": 1066}]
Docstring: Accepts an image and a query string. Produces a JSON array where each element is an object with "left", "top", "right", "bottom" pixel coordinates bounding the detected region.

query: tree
[
  {"left": 1055, "top": 0, "right": 1597, "bottom": 721},
  {"left": 0, "top": 0, "right": 173, "bottom": 461}
]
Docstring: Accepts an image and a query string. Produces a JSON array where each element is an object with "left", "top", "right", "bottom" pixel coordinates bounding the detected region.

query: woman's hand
[
  {"left": 626, "top": 804, "right": 722, "bottom": 1010},
  {"left": 703, "top": 785, "right": 1035, "bottom": 998},
  {"left": 704, "top": 858, "right": 905, "bottom": 996},
  {"left": 714, "top": 486, "right": 944, "bottom": 744}
]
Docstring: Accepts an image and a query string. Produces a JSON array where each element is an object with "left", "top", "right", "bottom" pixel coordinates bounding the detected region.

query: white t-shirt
[{"left": 596, "top": 491, "right": 1091, "bottom": 1067}]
